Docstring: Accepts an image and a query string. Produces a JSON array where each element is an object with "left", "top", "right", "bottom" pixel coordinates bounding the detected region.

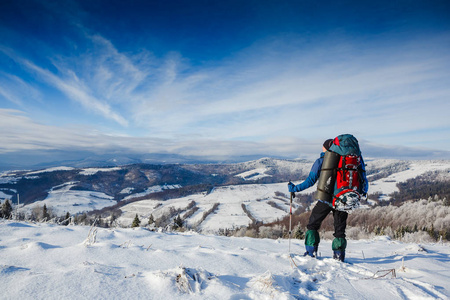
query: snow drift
[{"left": 0, "top": 220, "right": 448, "bottom": 299}]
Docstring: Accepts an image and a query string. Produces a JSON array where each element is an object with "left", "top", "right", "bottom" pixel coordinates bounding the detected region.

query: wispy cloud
[
  {"left": 0, "top": 109, "right": 156, "bottom": 153},
  {"left": 0, "top": 72, "right": 42, "bottom": 106},
  {"left": 122, "top": 38, "right": 450, "bottom": 145},
  {"left": 0, "top": 108, "right": 303, "bottom": 159},
  {"left": 2, "top": 31, "right": 449, "bottom": 154},
  {"left": 0, "top": 46, "right": 129, "bottom": 127},
  {"left": 1, "top": 0, "right": 449, "bottom": 162},
  {"left": 2, "top": 108, "right": 448, "bottom": 164}
]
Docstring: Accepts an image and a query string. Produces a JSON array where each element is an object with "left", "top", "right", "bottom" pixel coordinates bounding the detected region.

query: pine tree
[
  {"left": 43, "top": 204, "right": 50, "bottom": 221},
  {"left": 174, "top": 215, "right": 183, "bottom": 230},
  {"left": 1, "top": 199, "right": 13, "bottom": 219},
  {"left": 132, "top": 214, "right": 141, "bottom": 228},
  {"left": 428, "top": 224, "right": 437, "bottom": 241},
  {"left": 293, "top": 224, "right": 304, "bottom": 239},
  {"left": 148, "top": 214, "right": 155, "bottom": 226},
  {"left": 60, "top": 212, "right": 70, "bottom": 226},
  {"left": 109, "top": 212, "right": 118, "bottom": 227}
]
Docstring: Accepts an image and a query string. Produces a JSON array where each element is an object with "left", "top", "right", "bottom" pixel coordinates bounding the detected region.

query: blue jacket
[
  {"left": 359, "top": 156, "right": 369, "bottom": 194},
  {"left": 293, "top": 152, "right": 325, "bottom": 192},
  {"left": 293, "top": 152, "right": 369, "bottom": 194}
]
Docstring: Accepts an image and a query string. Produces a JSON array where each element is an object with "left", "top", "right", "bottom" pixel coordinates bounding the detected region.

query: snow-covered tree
[
  {"left": 132, "top": 214, "right": 141, "bottom": 228},
  {"left": 294, "top": 224, "right": 304, "bottom": 239}
]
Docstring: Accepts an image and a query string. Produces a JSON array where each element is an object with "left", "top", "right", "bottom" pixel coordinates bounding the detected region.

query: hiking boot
[
  {"left": 333, "top": 250, "right": 345, "bottom": 262},
  {"left": 304, "top": 245, "right": 318, "bottom": 257}
]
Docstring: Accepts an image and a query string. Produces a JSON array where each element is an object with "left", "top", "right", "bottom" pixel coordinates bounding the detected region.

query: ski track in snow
[{"left": 0, "top": 220, "right": 449, "bottom": 299}]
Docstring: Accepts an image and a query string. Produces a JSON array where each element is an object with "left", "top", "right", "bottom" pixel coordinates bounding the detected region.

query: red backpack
[{"left": 328, "top": 135, "right": 363, "bottom": 211}]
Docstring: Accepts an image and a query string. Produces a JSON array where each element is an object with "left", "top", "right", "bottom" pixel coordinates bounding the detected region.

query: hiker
[{"left": 288, "top": 135, "right": 368, "bottom": 262}]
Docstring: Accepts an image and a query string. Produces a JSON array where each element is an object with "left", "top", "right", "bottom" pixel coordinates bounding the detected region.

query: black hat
[{"left": 323, "top": 139, "right": 333, "bottom": 150}]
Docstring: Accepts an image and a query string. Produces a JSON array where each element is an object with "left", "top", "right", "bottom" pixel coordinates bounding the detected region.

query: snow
[
  {"left": 235, "top": 167, "right": 272, "bottom": 180},
  {"left": 369, "top": 161, "right": 450, "bottom": 199},
  {"left": 0, "top": 188, "right": 17, "bottom": 198},
  {"left": 123, "top": 184, "right": 182, "bottom": 201},
  {"left": 118, "top": 183, "right": 303, "bottom": 231},
  {"left": 3, "top": 159, "right": 450, "bottom": 232},
  {"left": 79, "top": 167, "right": 122, "bottom": 175},
  {"left": 119, "top": 187, "right": 135, "bottom": 194},
  {"left": 0, "top": 191, "right": 12, "bottom": 200},
  {"left": 0, "top": 220, "right": 448, "bottom": 299},
  {"left": 24, "top": 182, "right": 116, "bottom": 215},
  {"left": 0, "top": 176, "right": 20, "bottom": 184},
  {"left": 25, "top": 166, "right": 75, "bottom": 175}
]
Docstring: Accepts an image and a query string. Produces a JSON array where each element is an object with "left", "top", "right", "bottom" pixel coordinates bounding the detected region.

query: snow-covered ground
[
  {"left": 26, "top": 182, "right": 116, "bottom": 215},
  {"left": 25, "top": 166, "right": 75, "bottom": 175},
  {"left": 117, "top": 161, "right": 448, "bottom": 231},
  {"left": 235, "top": 167, "right": 272, "bottom": 180},
  {"left": 0, "top": 220, "right": 448, "bottom": 299},
  {"left": 118, "top": 183, "right": 305, "bottom": 229},
  {"left": 79, "top": 167, "right": 122, "bottom": 176},
  {"left": 0, "top": 190, "right": 13, "bottom": 200},
  {"left": 369, "top": 161, "right": 450, "bottom": 199},
  {"left": 117, "top": 159, "right": 450, "bottom": 231},
  {"left": 4, "top": 159, "right": 449, "bottom": 231},
  {"left": 122, "top": 184, "right": 181, "bottom": 201}
]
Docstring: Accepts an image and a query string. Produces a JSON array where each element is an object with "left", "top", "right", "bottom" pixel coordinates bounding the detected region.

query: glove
[{"left": 288, "top": 182, "right": 297, "bottom": 193}]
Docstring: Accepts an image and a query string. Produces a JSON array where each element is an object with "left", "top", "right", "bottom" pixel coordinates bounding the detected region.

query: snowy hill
[
  {"left": 1, "top": 158, "right": 449, "bottom": 233},
  {"left": 117, "top": 183, "right": 307, "bottom": 229},
  {"left": 366, "top": 160, "right": 450, "bottom": 200},
  {"left": 117, "top": 159, "right": 450, "bottom": 230},
  {"left": 0, "top": 220, "right": 449, "bottom": 299},
  {"left": 34, "top": 182, "right": 116, "bottom": 215}
]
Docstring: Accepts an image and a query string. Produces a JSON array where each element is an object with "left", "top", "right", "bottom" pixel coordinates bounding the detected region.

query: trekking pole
[{"left": 288, "top": 189, "right": 295, "bottom": 253}]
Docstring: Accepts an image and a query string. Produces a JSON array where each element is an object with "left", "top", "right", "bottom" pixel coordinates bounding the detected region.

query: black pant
[{"left": 307, "top": 201, "right": 348, "bottom": 238}]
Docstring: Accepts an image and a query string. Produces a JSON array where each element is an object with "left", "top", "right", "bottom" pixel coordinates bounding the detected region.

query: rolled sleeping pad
[{"left": 316, "top": 150, "right": 340, "bottom": 203}]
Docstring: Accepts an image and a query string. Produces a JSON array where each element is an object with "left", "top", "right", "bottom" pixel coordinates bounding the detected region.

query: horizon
[
  {"left": 1, "top": 0, "right": 450, "bottom": 167},
  {"left": 1, "top": 153, "right": 449, "bottom": 173}
]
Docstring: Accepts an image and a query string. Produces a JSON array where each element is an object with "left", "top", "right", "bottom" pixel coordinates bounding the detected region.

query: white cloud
[
  {"left": 0, "top": 72, "right": 42, "bottom": 106},
  {"left": 111, "top": 36, "right": 449, "bottom": 147},
  {"left": 0, "top": 109, "right": 164, "bottom": 154},
  {"left": 0, "top": 47, "right": 129, "bottom": 127},
  {"left": 1, "top": 109, "right": 448, "bottom": 164},
  {"left": 1, "top": 24, "right": 449, "bottom": 158},
  {"left": 25, "top": 60, "right": 129, "bottom": 127}
]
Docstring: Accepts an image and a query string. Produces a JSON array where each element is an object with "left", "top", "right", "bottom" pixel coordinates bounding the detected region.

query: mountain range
[{"left": 1, "top": 158, "right": 449, "bottom": 232}]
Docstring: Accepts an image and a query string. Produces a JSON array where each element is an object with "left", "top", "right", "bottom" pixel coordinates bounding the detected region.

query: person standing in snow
[{"left": 288, "top": 137, "right": 368, "bottom": 262}]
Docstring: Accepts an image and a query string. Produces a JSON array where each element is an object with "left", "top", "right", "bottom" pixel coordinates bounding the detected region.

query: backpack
[{"left": 328, "top": 134, "right": 364, "bottom": 212}]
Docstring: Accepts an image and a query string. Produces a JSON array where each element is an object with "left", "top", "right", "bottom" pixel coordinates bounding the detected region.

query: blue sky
[{"left": 1, "top": 0, "right": 449, "bottom": 167}]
